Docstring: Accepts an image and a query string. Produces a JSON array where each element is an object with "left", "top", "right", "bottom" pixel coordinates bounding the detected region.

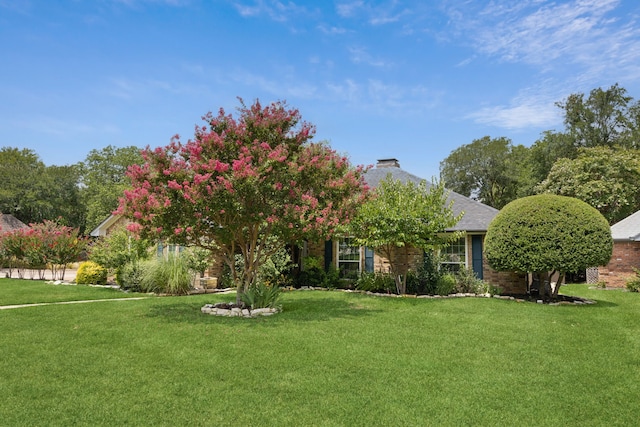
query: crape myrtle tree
[
  {"left": 484, "top": 194, "right": 612, "bottom": 300},
  {"left": 350, "top": 175, "right": 463, "bottom": 295},
  {"left": 117, "top": 99, "right": 368, "bottom": 303}
]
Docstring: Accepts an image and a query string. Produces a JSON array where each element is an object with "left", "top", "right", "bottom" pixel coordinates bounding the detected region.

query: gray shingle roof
[
  {"left": 610, "top": 210, "right": 640, "bottom": 241},
  {"left": 364, "top": 160, "right": 499, "bottom": 232},
  {"left": 0, "top": 214, "right": 28, "bottom": 233}
]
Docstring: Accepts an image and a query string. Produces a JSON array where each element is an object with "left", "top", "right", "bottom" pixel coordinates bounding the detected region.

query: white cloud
[
  {"left": 232, "top": 0, "right": 313, "bottom": 23},
  {"left": 467, "top": 85, "right": 563, "bottom": 129},
  {"left": 347, "top": 46, "right": 391, "bottom": 67}
]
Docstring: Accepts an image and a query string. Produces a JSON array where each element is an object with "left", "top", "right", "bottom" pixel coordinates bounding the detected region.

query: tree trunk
[{"left": 552, "top": 272, "right": 565, "bottom": 300}]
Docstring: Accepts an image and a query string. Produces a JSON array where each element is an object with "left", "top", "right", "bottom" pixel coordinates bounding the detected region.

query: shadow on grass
[{"left": 145, "top": 293, "right": 381, "bottom": 324}]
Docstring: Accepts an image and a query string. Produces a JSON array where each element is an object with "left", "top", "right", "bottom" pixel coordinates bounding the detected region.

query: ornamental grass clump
[{"left": 140, "top": 254, "right": 192, "bottom": 295}]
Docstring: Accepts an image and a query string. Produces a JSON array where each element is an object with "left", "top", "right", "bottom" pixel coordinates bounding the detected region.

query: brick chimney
[{"left": 376, "top": 158, "right": 400, "bottom": 168}]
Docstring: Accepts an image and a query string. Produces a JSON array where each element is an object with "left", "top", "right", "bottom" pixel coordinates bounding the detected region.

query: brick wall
[
  {"left": 483, "top": 267, "right": 527, "bottom": 294},
  {"left": 598, "top": 240, "right": 640, "bottom": 288}
]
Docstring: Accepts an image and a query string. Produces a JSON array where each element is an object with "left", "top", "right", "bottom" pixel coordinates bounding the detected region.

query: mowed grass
[
  {"left": 0, "top": 278, "right": 148, "bottom": 306},
  {"left": 1, "top": 280, "right": 639, "bottom": 426}
]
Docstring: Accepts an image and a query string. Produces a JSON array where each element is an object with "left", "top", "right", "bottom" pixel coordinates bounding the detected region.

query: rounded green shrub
[
  {"left": 485, "top": 194, "right": 612, "bottom": 275},
  {"left": 76, "top": 261, "right": 107, "bottom": 286}
]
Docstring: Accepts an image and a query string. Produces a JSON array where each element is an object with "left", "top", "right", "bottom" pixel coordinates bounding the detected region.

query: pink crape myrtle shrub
[
  {"left": 117, "top": 99, "right": 369, "bottom": 302},
  {"left": 0, "top": 220, "right": 86, "bottom": 280}
]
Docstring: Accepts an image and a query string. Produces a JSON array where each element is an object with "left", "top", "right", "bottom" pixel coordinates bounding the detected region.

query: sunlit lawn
[{"left": 1, "top": 279, "right": 639, "bottom": 426}]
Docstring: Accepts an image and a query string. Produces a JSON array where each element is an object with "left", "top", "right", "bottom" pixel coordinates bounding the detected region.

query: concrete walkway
[
  {"left": 1, "top": 267, "right": 77, "bottom": 282},
  {"left": 0, "top": 297, "right": 150, "bottom": 310}
]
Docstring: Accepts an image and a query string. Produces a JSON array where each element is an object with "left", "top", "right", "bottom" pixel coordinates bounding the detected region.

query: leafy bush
[
  {"left": 485, "top": 194, "right": 612, "bottom": 298},
  {"left": 453, "top": 268, "right": 486, "bottom": 294},
  {"left": 436, "top": 273, "right": 457, "bottom": 296},
  {"left": 241, "top": 282, "right": 282, "bottom": 309},
  {"left": 356, "top": 271, "right": 395, "bottom": 293},
  {"left": 76, "top": 261, "right": 107, "bottom": 286},
  {"left": 406, "top": 251, "right": 443, "bottom": 295},
  {"left": 626, "top": 268, "right": 640, "bottom": 292},
  {"left": 88, "top": 225, "right": 152, "bottom": 277},
  {"left": 116, "top": 262, "right": 147, "bottom": 292}
]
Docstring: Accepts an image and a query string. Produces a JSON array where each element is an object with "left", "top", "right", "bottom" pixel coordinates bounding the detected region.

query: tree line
[
  {"left": 440, "top": 83, "right": 640, "bottom": 223},
  {"left": 0, "top": 145, "right": 143, "bottom": 234}
]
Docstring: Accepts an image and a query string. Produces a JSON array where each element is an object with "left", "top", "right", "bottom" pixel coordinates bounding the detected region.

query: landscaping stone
[{"left": 201, "top": 303, "right": 280, "bottom": 318}]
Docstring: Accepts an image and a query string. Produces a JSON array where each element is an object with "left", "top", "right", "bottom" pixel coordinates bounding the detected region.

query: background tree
[
  {"left": 0, "top": 147, "right": 84, "bottom": 228},
  {"left": 484, "top": 194, "right": 612, "bottom": 299},
  {"left": 80, "top": 145, "right": 143, "bottom": 233},
  {"left": 117, "top": 99, "right": 368, "bottom": 303},
  {"left": 0, "top": 147, "right": 48, "bottom": 224},
  {"left": 558, "top": 83, "right": 640, "bottom": 149},
  {"left": 527, "top": 131, "right": 577, "bottom": 184},
  {"left": 439, "top": 136, "right": 529, "bottom": 209},
  {"left": 350, "top": 175, "right": 462, "bottom": 295},
  {"left": 536, "top": 146, "right": 640, "bottom": 224}
]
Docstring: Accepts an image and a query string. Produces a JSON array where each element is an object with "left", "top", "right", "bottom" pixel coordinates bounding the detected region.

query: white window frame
[
  {"left": 336, "top": 237, "right": 362, "bottom": 278},
  {"left": 440, "top": 236, "right": 468, "bottom": 272}
]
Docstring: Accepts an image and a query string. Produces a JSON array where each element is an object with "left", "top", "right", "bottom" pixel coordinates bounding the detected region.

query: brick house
[
  {"left": 304, "top": 159, "right": 526, "bottom": 294},
  {"left": 598, "top": 210, "right": 640, "bottom": 287},
  {"left": 91, "top": 158, "right": 527, "bottom": 293}
]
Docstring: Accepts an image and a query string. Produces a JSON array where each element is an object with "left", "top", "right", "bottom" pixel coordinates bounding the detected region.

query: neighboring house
[
  {"left": 90, "top": 158, "right": 527, "bottom": 294},
  {"left": 90, "top": 214, "right": 129, "bottom": 237},
  {"left": 305, "top": 159, "right": 525, "bottom": 294},
  {"left": 598, "top": 210, "right": 640, "bottom": 287},
  {"left": 0, "top": 213, "right": 29, "bottom": 232}
]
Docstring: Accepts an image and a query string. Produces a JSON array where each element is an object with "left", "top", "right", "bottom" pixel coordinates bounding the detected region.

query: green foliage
[
  {"left": 88, "top": 225, "right": 153, "bottom": 276},
  {"left": 558, "top": 83, "right": 640, "bottom": 149},
  {"left": 453, "top": 268, "right": 486, "bottom": 294},
  {"left": 0, "top": 147, "right": 85, "bottom": 229},
  {"left": 439, "top": 136, "right": 531, "bottom": 209},
  {"left": 140, "top": 254, "right": 193, "bottom": 295},
  {"left": 240, "top": 282, "right": 282, "bottom": 309},
  {"left": 116, "top": 262, "right": 146, "bottom": 292},
  {"left": 355, "top": 271, "right": 395, "bottom": 293},
  {"left": 536, "top": 146, "right": 640, "bottom": 224},
  {"left": 625, "top": 268, "right": 640, "bottom": 292},
  {"left": 295, "top": 258, "right": 341, "bottom": 289},
  {"left": 75, "top": 261, "right": 107, "bottom": 286},
  {"left": 436, "top": 273, "right": 457, "bottom": 296},
  {"left": 79, "top": 145, "right": 143, "bottom": 233},
  {"left": 406, "top": 251, "right": 443, "bottom": 295},
  {"left": 351, "top": 175, "right": 463, "bottom": 294},
  {"left": 485, "top": 194, "right": 612, "bottom": 297},
  {"left": 118, "top": 100, "right": 367, "bottom": 304}
]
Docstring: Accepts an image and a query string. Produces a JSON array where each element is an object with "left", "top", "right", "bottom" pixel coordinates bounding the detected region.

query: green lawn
[
  {"left": 1, "top": 279, "right": 639, "bottom": 426},
  {"left": 0, "top": 278, "right": 149, "bottom": 306}
]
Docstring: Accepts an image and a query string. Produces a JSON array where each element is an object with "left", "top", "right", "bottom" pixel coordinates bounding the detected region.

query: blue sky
[{"left": 2, "top": 0, "right": 640, "bottom": 179}]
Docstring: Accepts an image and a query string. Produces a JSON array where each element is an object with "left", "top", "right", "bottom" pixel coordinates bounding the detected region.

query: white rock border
[{"left": 201, "top": 303, "right": 280, "bottom": 318}]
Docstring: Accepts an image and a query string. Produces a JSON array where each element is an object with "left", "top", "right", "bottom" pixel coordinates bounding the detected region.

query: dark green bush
[
  {"left": 436, "top": 273, "right": 457, "bottom": 296},
  {"left": 356, "top": 271, "right": 395, "bottom": 293}
]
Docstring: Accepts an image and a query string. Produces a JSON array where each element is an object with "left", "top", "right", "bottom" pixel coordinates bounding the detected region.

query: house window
[
  {"left": 441, "top": 237, "right": 466, "bottom": 272},
  {"left": 337, "top": 237, "right": 361, "bottom": 279}
]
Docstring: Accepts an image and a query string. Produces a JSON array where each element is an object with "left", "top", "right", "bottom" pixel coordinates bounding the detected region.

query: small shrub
[
  {"left": 356, "top": 271, "right": 395, "bottom": 293},
  {"left": 453, "top": 268, "right": 486, "bottom": 294},
  {"left": 76, "top": 261, "right": 107, "bottom": 286},
  {"left": 406, "top": 252, "right": 443, "bottom": 295},
  {"left": 241, "top": 282, "right": 282, "bottom": 309},
  {"left": 436, "top": 273, "right": 456, "bottom": 296},
  {"left": 324, "top": 265, "right": 342, "bottom": 289},
  {"left": 626, "top": 269, "right": 640, "bottom": 292},
  {"left": 117, "top": 261, "right": 147, "bottom": 292}
]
